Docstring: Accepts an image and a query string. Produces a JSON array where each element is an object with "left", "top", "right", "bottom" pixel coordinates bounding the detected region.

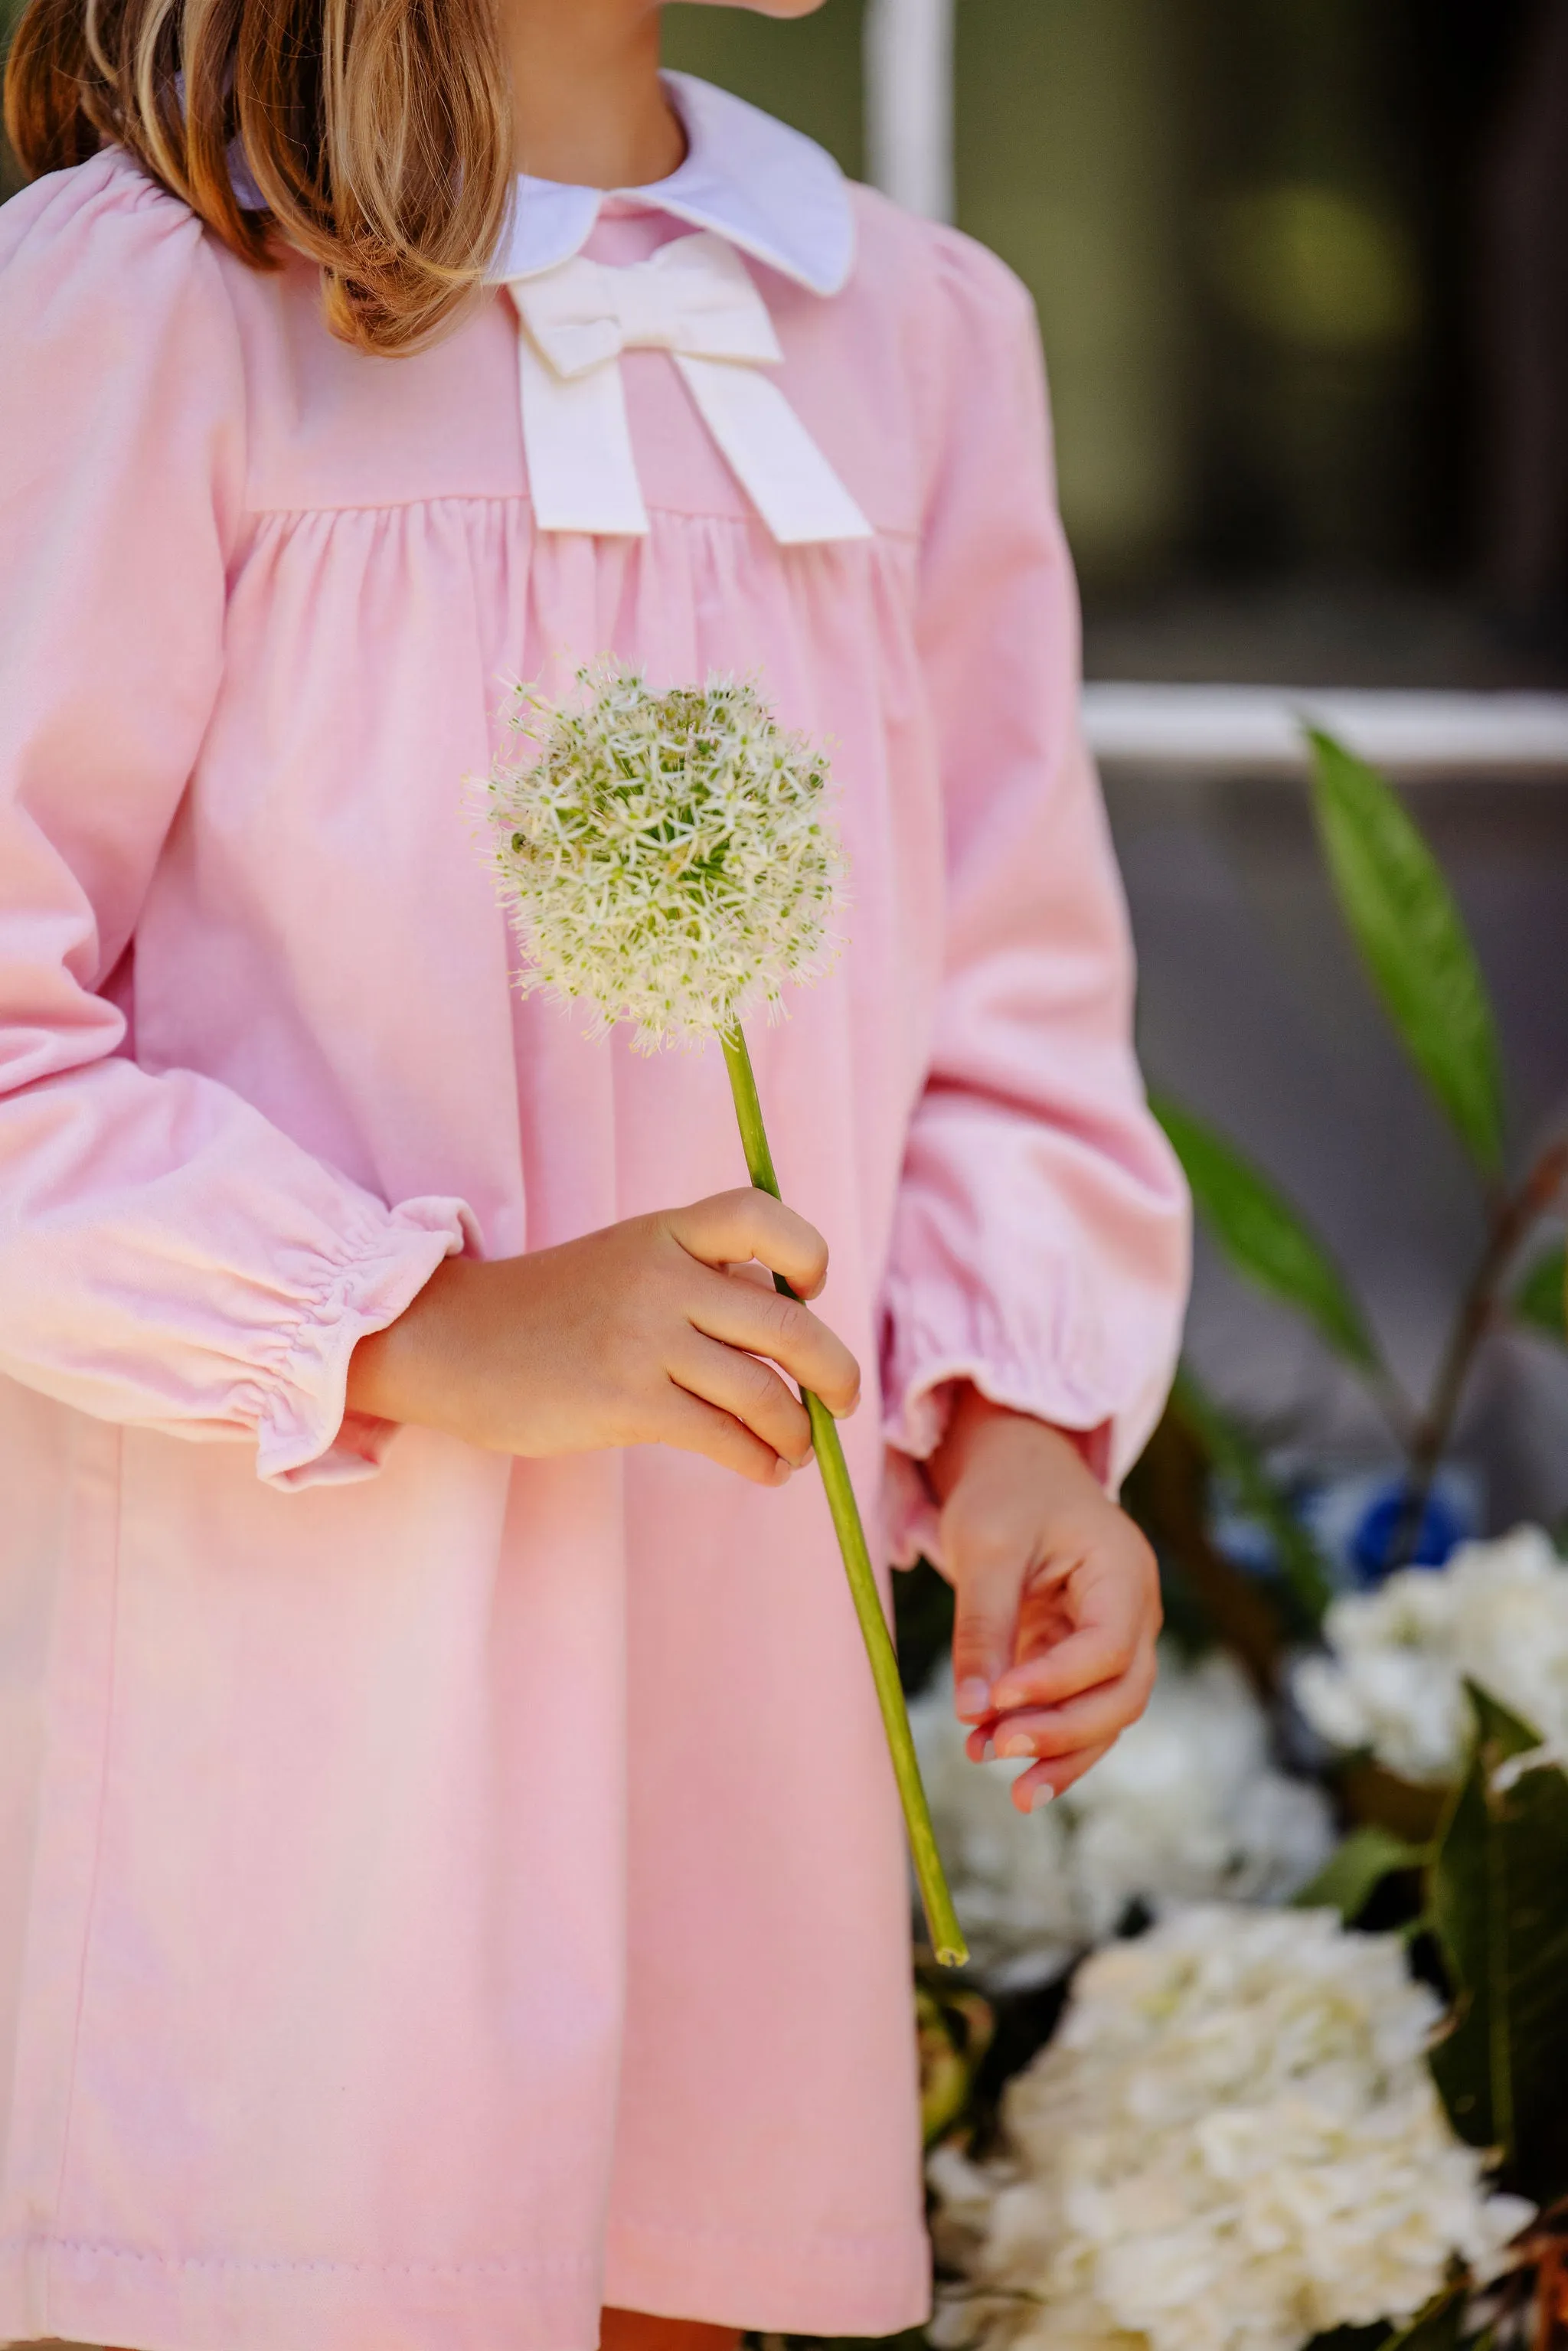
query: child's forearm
[
  {"left": 345, "top": 1252, "right": 479, "bottom": 1427},
  {"left": 926, "top": 1383, "right": 1099, "bottom": 1508}
]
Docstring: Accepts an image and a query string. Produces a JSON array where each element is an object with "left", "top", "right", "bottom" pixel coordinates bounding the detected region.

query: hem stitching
[{"left": 0, "top": 2235, "right": 595, "bottom": 2281}]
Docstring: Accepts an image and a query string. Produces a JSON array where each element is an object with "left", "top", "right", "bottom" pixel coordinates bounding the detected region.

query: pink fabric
[{"left": 0, "top": 149, "right": 1188, "bottom": 2351}]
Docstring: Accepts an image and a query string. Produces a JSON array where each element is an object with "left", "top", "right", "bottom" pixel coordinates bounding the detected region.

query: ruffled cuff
[
  {"left": 879, "top": 1278, "right": 1124, "bottom": 1569},
  {"left": 253, "top": 1197, "right": 478, "bottom": 1491}
]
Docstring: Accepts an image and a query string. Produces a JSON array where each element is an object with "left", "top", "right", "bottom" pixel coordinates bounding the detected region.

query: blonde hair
[{"left": 3, "top": 0, "right": 514, "bottom": 352}]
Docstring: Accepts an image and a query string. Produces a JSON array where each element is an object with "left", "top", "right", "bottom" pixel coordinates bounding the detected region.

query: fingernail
[
  {"left": 1029, "top": 1783, "right": 1056, "bottom": 1811},
  {"left": 771, "top": 1460, "right": 792, "bottom": 1486},
  {"left": 998, "top": 1732, "right": 1035, "bottom": 1761},
  {"left": 956, "top": 1678, "right": 991, "bottom": 1720},
  {"left": 979, "top": 1739, "right": 996, "bottom": 1763}
]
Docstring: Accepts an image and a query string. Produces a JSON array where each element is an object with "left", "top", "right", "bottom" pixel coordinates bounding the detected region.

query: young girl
[{"left": 0, "top": 2, "right": 1188, "bottom": 2346}]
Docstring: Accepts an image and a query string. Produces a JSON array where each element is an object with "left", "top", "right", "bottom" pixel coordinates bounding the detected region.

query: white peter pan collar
[
  {"left": 492, "top": 74, "right": 869, "bottom": 544},
  {"left": 490, "top": 72, "right": 856, "bottom": 296},
  {"left": 229, "top": 73, "right": 854, "bottom": 296}
]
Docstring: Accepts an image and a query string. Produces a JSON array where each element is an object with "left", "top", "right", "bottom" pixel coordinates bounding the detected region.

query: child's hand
[
  {"left": 346, "top": 1190, "right": 860, "bottom": 1487},
  {"left": 928, "top": 1387, "right": 1161, "bottom": 1814}
]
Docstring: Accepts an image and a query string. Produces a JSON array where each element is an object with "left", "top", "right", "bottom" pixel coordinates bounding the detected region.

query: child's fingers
[
  {"left": 1009, "top": 1739, "right": 1117, "bottom": 1814},
  {"left": 667, "top": 1190, "right": 829, "bottom": 1300},
  {"left": 687, "top": 1265, "right": 860, "bottom": 1419},
  {"left": 988, "top": 1557, "right": 1155, "bottom": 1716},
  {"left": 671, "top": 1331, "right": 815, "bottom": 1468},
  {"left": 950, "top": 1542, "right": 1030, "bottom": 1721},
  {"left": 970, "top": 1642, "right": 1157, "bottom": 1764},
  {"left": 657, "top": 1383, "right": 794, "bottom": 1488},
  {"left": 988, "top": 1620, "right": 1135, "bottom": 1715}
]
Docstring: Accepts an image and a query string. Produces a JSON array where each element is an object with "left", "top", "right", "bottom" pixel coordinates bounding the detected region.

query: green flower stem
[{"left": 721, "top": 1027, "right": 969, "bottom": 1968}]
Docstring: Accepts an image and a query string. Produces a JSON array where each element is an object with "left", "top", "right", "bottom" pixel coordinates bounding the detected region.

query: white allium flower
[
  {"left": 928, "top": 1905, "right": 1534, "bottom": 2351},
  {"left": 909, "top": 1647, "right": 1335, "bottom": 1989},
  {"left": 487, "top": 663, "right": 844, "bottom": 1050},
  {"left": 1293, "top": 1524, "right": 1568, "bottom": 1785}
]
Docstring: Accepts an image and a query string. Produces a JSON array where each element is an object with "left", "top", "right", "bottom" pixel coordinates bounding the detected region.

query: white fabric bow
[{"left": 506, "top": 230, "right": 872, "bottom": 545}]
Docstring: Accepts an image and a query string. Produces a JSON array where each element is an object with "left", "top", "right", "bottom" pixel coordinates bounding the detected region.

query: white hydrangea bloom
[
  {"left": 929, "top": 1905, "right": 1533, "bottom": 2351},
  {"left": 1294, "top": 1525, "right": 1568, "bottom": 1785},
  {"left": 909, "top": 1670, "right": 1081, "bottom": 1987},
  {"left": 487, "top": 663, "right": 844, "bottom": 1050},
  {"left": 909, "top": 1648, "right": 1334, "bottom": 1987}
]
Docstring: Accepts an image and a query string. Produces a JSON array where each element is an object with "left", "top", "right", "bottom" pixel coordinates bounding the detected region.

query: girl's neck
[{"left": 502, "top": 0, "right": 685, "bottom": 188}]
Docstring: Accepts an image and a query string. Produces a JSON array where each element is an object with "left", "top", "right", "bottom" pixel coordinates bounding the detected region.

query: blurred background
[
  {"left": 662, "top": 0, "right": 1568, "bottom": 656},
  {"left": 658, "top": 0, "right": 1568, "bottom": 1540},
  {"left": 5, "top": 0, "right": 1567, "bottom": 1530}
]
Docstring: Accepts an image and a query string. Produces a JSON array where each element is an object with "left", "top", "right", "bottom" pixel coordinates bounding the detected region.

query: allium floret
[{"left": 487, "top": 662, "right": 845, "bottom": 1051}]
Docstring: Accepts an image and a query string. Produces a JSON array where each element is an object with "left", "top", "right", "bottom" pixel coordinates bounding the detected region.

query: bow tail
[
  {"left": 675, "top": 357, "right": 874, "bottom": 547},
  {"left": 518, "top": 332, "right": 651, "bottom": 537}
]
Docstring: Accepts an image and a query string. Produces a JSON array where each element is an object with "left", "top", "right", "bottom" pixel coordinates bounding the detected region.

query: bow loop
[
  {"left": 504, "top": 230, "right": 870, "bottom": 545},
  {"left": 512, "top": 234, "right": 784, "bottom": 380}
]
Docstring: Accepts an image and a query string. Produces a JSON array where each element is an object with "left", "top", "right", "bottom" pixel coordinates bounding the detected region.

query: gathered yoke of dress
[{"left": 0, "top": 74, "right": 1188, "bottom": 2351}]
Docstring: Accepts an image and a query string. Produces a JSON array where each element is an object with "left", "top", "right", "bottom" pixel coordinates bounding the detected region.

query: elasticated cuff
[
  {"left": 880, "top": 1279, "right": 1129, "bottom": 1569},
  {"left": 253, "top": 1197, "right": 477, "bottom": 1490}
]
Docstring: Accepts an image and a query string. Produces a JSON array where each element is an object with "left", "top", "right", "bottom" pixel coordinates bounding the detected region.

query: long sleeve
[
  {"left": 0, "top": 154, "right": 472, "bottom": 1489},
  {"left": 880, "top": 232, "right": 1189, "bottom": 1533}
]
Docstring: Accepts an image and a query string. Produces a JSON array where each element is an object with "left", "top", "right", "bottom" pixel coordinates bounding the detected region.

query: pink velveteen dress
[{"left": 0, "top": 72, "right": 1188, "bottom": 2351}]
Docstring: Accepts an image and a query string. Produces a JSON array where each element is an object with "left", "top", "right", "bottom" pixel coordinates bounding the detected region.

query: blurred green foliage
[
  {"left": 1512, "top": 1239, "right": 1568, "bottom": 1343},
  {"left": 662, "top": 0, "right": 864, "bottom": 178},
  {"left": 1161, "top": 734, "right": 1568, "bottom": 1598},
  {"left": 1294, "top": 1824, "right": 1429, "bottom": 1925}
]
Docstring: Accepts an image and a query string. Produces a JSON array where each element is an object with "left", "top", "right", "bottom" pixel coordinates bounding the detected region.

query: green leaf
[
  {"left": 1357, "top": 2288, "right": 1467, "bottom": 2351},
  {"left": 1155, "top": 1097, "right": 1380, "bottom": 1372},
  {"left": 1174, "top": 1367, "right": 1336, "bottom": 1629},
  {"left": 808, "top": 2333, "right": 934, "bottom": 2351},
  {"left": 1294, "top": 1825, "right": 1429, "bottom": 1923},
  {"left": 1428, "top": 1681, "right": 1568, "bottom": 2199},
  {"left": 1306, "top": 2291, "right": 1466, "bottom": 2351},
  {"left": 1306, "top": 730, "right": 1506, "bottom": 1177},
  {"left": 1511, "top": 1238, "right": 1567, "bottom": 1344},
  {"left": 1304, "top": 2330, "right": 1409, "bottom": 2351}
]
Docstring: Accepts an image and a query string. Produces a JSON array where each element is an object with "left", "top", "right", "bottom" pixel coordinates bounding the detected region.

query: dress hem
[
  {"left": 603, "top": 2211, "right": 932, "bottom": 2336},
  {"left": 0, "top": 2218, "right": 933, "bottom": 2346},
  {"left": 0, "top": 2232, "right": 601, "bottom": 2351}
]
